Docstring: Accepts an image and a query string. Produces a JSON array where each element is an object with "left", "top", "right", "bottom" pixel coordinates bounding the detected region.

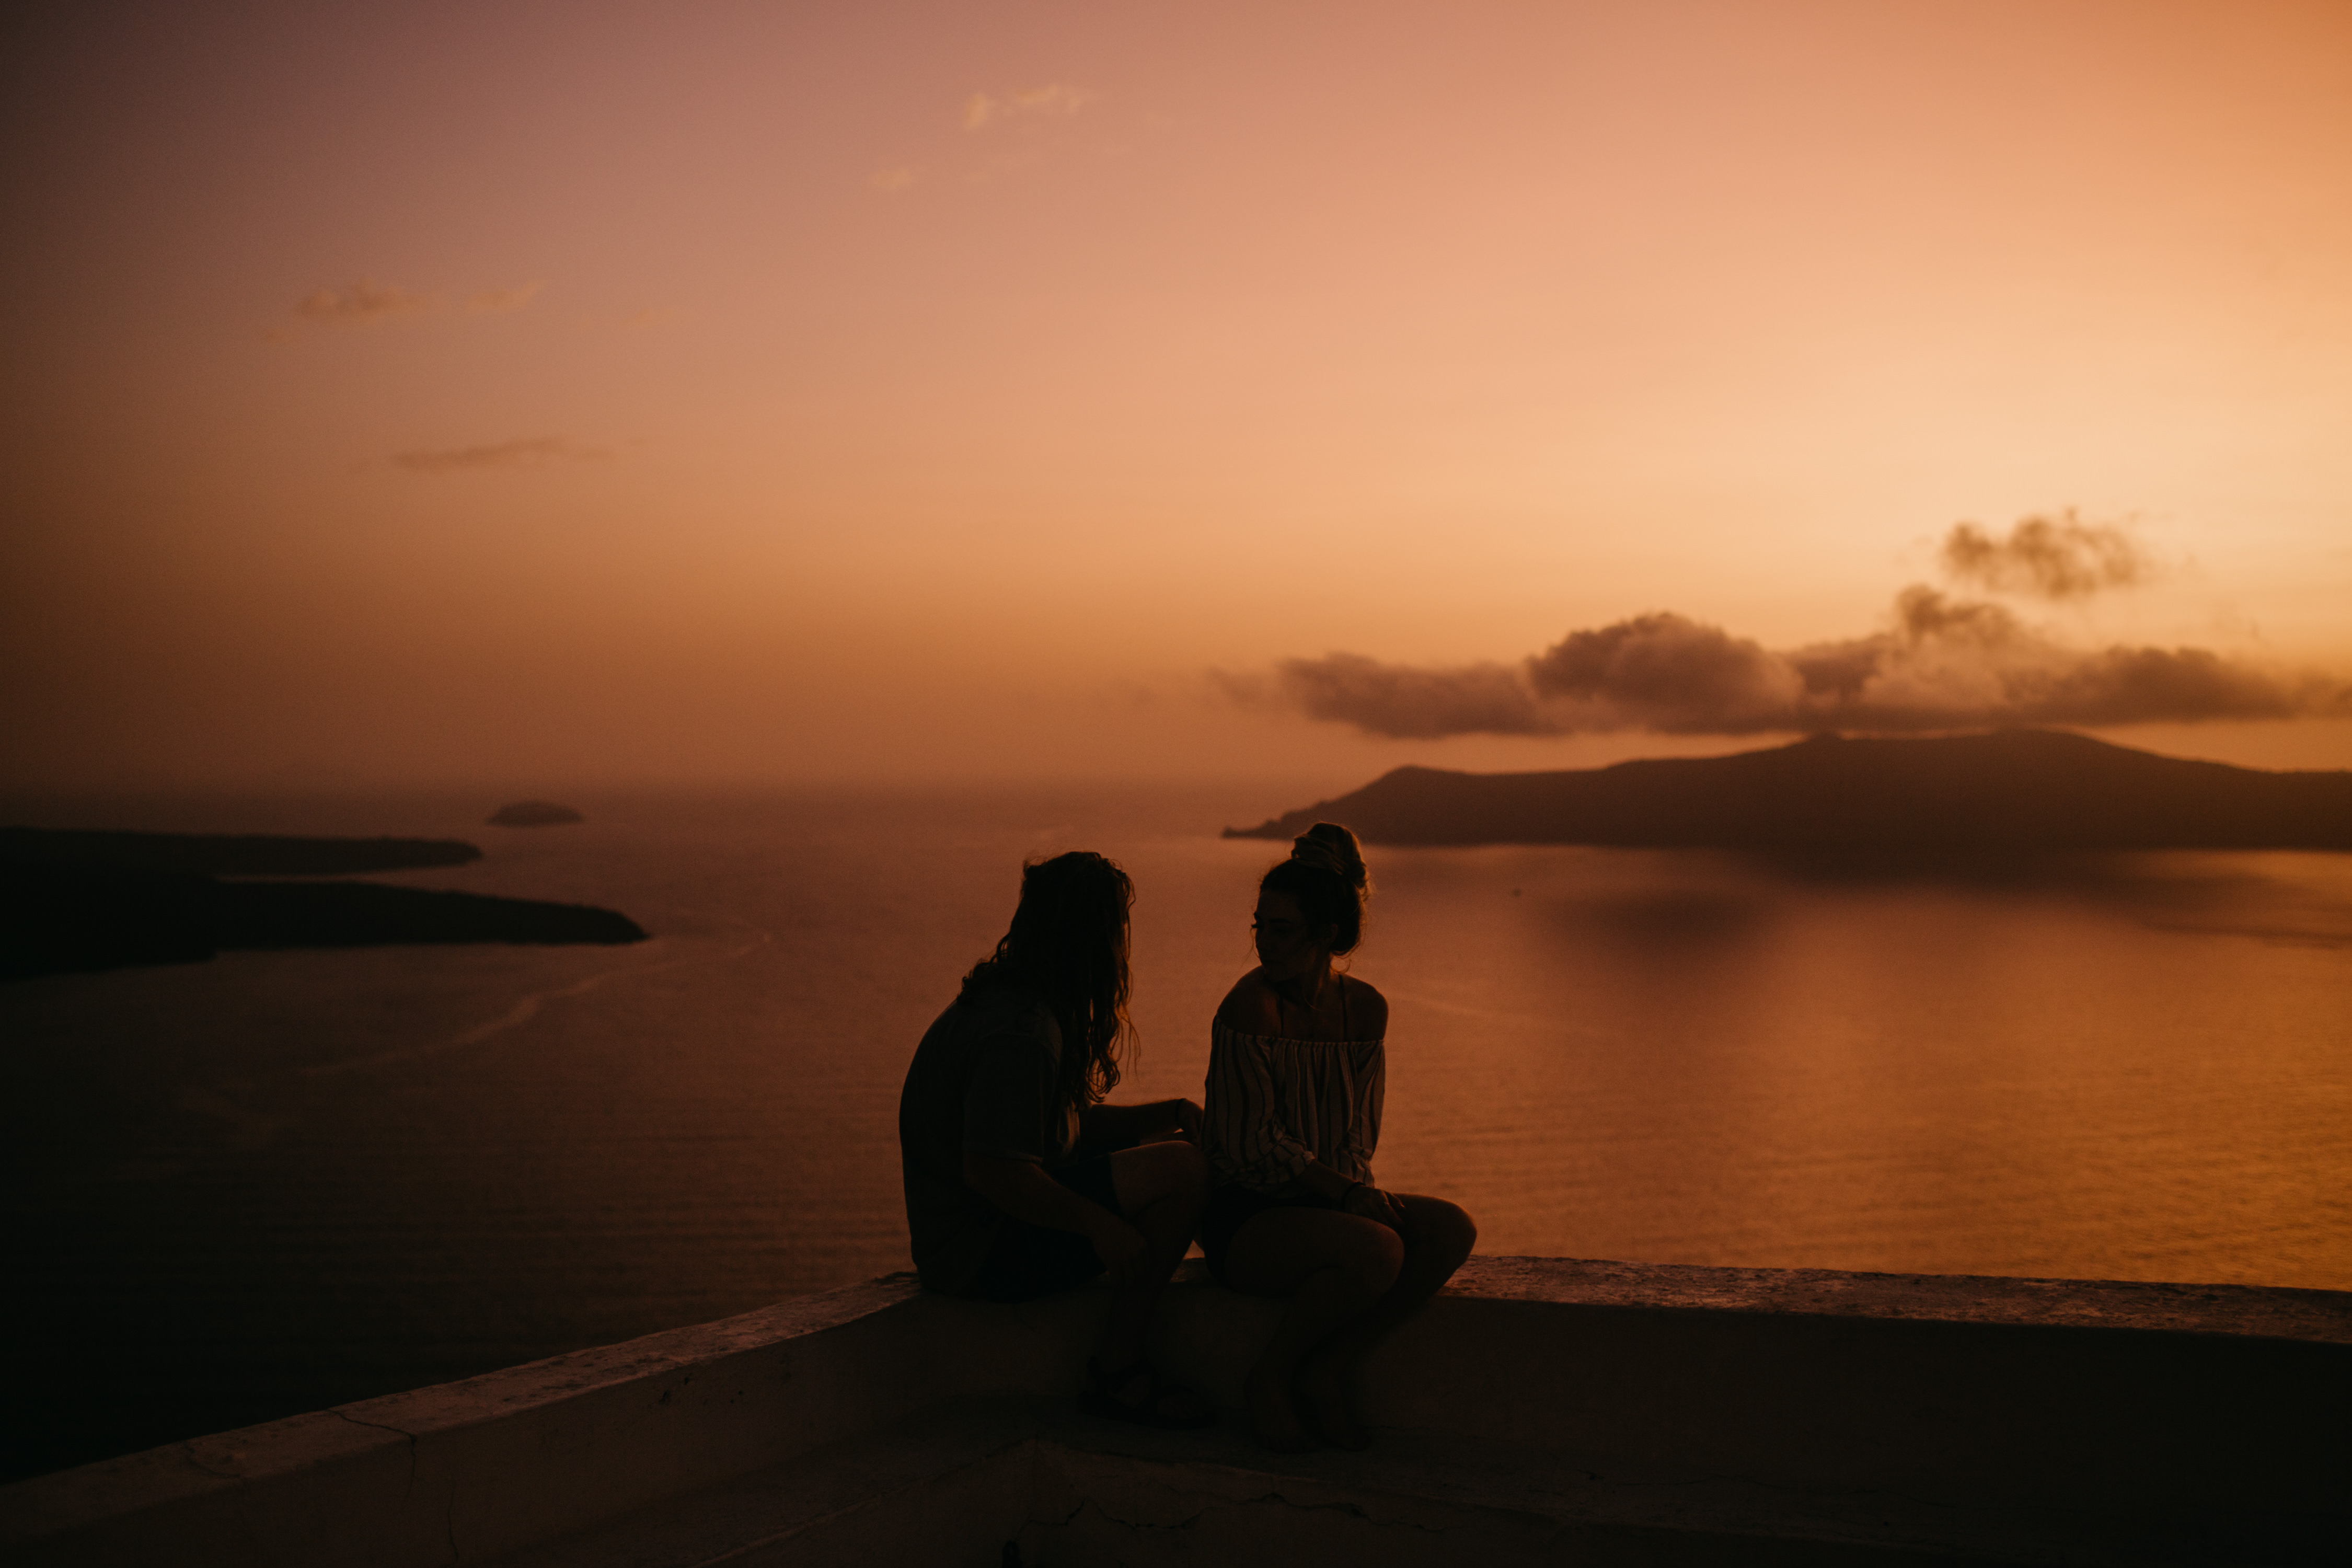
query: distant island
[
  {"left": 488, "top": 801, "right": 584, "bottom": 827},
  {"left": 2, "top": 828, "right": 645, "bottom": 981},
  {"left": 0, "top": 827, "right": 481, "bottom": 875},
  {"left": 1225, "top": 730, "right": 2352, "bottom": 852}
]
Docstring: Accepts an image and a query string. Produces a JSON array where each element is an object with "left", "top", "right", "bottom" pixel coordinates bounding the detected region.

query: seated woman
[
  {"left": 897, "top": 850, "right": 1212, "bottom": 1427},
  {"left": 1201, "top": 824, "right": 1478, "bottom": 1451}
]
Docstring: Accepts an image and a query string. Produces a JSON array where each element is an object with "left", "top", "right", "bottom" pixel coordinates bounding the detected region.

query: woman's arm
[
  {"left": 959, "top": 1152, "right": 1150, "bottom": 1286},
  {"left": 1078, "top": 1097, "right": 1201, "bottom": 1148},
  {"left": 1285, "top": 1156, "right": 1409, "bottom": 1229}
]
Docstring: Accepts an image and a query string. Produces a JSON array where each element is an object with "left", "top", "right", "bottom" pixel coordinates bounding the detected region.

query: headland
[
  {"left": 1, "top": 828, "right": 645, "bottom": 981},
  {"left": 1227, "top": 729, "right": 2352, "bottom": 852}
]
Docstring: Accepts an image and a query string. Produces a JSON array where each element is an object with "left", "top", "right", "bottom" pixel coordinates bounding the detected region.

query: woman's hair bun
[
  {"left": 1289, "top": 822, "right": 1366, "bottom": 890},
  {"left": 1264, "top": 822, "right": 1371, "bottom": 955}
]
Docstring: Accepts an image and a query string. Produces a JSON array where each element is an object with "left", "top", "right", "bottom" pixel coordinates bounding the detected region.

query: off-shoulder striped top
[{"left": 1201, "top": 1021, "right": 1385, "bottom": 1193}]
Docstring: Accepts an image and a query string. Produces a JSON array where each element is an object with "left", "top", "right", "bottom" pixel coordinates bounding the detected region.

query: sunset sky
[{"left": 5, "top": 0, "right": 2348, "bottom": 790}]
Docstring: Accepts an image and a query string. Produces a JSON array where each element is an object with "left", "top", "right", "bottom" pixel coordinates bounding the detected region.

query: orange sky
[{"left": 5, "top": 0, "right": 2348, "bottom": 790}]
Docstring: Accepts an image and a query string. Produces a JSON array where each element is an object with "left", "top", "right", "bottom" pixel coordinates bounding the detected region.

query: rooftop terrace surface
[{"left": 5, "top": 1256, "right": 2347, "bottom": 1566}]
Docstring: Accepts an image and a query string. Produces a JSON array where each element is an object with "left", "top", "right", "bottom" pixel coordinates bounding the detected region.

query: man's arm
[{"left": 961, "top": 1152, "right": 1149, "bottom": 1286}]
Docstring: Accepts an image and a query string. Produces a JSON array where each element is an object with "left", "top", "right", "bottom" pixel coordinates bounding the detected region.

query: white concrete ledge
[{"left": 5, "top": 1257, "right": 2346, "bottom": 1566}]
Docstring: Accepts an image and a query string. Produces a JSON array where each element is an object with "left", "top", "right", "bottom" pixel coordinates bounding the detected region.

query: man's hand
[{"left": 1166, "top": 1097, "right": 1203, "bottom": 1144}]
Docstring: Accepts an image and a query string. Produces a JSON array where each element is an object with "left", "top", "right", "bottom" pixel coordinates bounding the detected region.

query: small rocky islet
[
  {"left": 0, "top": 826, "right": 643, "bottom": 981},
  {"left": 487, "top": 801, "right": 585, "bottom": 827}
]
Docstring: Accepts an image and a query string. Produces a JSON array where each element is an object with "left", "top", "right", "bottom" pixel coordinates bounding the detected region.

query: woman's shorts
[
  {"left": 1199, "top": 1182, "right": 1347, "bottom": 1284},
  {"left": 964, "top": 1154, "right": 1124, "bottom": 1304}
]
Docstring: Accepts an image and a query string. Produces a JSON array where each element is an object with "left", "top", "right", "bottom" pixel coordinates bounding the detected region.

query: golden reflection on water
[{"left": 1343, "top": 846, "right": 2352, "bottom": 1288}]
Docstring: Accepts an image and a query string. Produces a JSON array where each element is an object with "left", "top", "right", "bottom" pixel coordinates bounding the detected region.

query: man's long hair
[{"left": 960, "top": 851, "right": 1133, "bottom": 1114}]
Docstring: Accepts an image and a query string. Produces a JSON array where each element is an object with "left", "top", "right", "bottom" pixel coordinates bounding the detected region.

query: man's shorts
[{"left": 964, "top": 1153, "right": 1123, "bottom": 1304}]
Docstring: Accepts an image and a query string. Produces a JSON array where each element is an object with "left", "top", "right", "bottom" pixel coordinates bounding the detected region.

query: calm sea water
[{"left": 5, "top": 782, "right": 2350, "bottom": 1478}]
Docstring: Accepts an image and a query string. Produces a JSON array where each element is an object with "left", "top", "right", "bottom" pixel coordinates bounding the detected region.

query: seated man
[{"left": 897, "top": 850, "right": 1212, "bottom": 1426}]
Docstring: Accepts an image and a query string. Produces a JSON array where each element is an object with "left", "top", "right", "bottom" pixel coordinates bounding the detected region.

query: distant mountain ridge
[{"left": 1225, "top": 730, "right": 2352, "bottom": 852}]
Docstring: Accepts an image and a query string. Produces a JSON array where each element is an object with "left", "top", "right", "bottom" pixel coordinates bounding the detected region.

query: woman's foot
[
  {"left": 1082, "top": 1356, "right": 1215, "bottom": 1429},
  {"left": 1244, "top": 1361, "right": 1314, "bottom": 1452},
  {"left": 1296, "top": 1348, "right": 1370, "bottom": 1450}
]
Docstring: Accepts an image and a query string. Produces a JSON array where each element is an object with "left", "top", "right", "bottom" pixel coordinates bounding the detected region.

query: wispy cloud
[
  {"left": 964, "top": 83, "right": 1096, "bottom": 131},
  {"left": 465, "top": 281, "right": 542, "bottom": 314},
  {"left": 391, "top": 437, "right": 605, "bottom": 475},
  {"left": 281, "top": 277, "right": 540, "bottom": 338},
  {"left": 870, "top": 165, "right": 917, "bottom": 193},
  {"left": 1939, "top": 511, "right": 2151, "bottom": 599},
  {"left": 1231, "top": 517, "right": 2349, "bottom": 738},
  {"left": 294, "top": 279, "right": 439, "bottom": 325}
]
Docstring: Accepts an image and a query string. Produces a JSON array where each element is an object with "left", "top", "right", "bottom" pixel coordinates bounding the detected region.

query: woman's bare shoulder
[
  {"left": 1342, "top": 974, "right": 1390, "bottom": 1039},
  {"left": 1214, "top": 971, "right": 1284, "bottom": 1035}
]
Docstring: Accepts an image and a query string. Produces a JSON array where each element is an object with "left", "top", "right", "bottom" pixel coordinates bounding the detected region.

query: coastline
[{"left": 1, "top": 829, "right": 645, "bottom": 980}]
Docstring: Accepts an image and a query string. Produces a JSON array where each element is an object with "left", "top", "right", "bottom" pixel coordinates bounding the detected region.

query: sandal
[{"left": 1079, "top": 1355, "right": 1217, "bottom": 1429}]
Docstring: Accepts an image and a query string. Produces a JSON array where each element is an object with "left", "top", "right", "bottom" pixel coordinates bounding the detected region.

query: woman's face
[{"left": 1252, "top": 888, "right": 1333, "bottom": 982}]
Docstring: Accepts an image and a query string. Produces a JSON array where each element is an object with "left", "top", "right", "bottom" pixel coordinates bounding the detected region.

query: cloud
[
  {"left": 294, "top": 279, "right": 439, "bottom": 325},
  {"left": 1526, "top": 615, "right": 1803, "bottom": 732},
  {"left": 465, "top": 281, "right": 541, "bottom": 314},
  {"left": 1938, "top": 511, "right": 2150, "bottom": 599},
  {"left": 1263, "top": 604, "right": 2347, "bottom": 737},
  {"left": 391, "top": 437, "right": 606, "bottom": 475},
  {"left": 1264, "top": 655, "right": 1545, "bottom": 739},
  {"left": 870, "top": 165, "right": 917, "bottom": 193},
  {"left": 964, "top": 83, "right": 1096, "bottom": 131},
  {"left": 1240, "top": 513, "right": 2347, "bottom": 739},
  {"left": 282, "top": 277, "right": 537, "bottom": 337}
]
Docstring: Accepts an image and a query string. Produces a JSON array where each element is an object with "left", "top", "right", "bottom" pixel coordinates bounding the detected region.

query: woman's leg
[
  {"left": 1221, "top": 1207, "right": 1405, "bottom": 1450},
  {"left": 1097, "top": 1140, "right": 1209, "bottom": 1375},
  {"left": 1295, "top": 1192, "right": 1477, "bottom": 1446}
]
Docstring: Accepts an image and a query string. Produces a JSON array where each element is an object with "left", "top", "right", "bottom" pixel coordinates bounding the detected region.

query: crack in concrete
[
  {"left": 1051, "top": 1489, "right": 1455, "bottom": 1538},
  {"left": 329, "top": 1410, "right": 464, "bottom": 1564},
  {"left": 1239, "top": 1491, "right": 1454, "bottom": 1534},
  {"left": 177, "top": 1442, "right": 244, "bottom": 1481},
  {"left": 1587, "top": 1463, "right": 1980, "bottom": 1527},
  {"left": 332, "top": 1412, "right": 420, "bottom": 1512},
  {"left": 332, "top": 1406, "right": 420, "bottom": 1477}
]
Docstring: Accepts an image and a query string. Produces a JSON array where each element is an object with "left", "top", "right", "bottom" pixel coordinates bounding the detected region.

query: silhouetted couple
[{"left": 896, "top": 826, "right": 1477, "bottom": 1450}]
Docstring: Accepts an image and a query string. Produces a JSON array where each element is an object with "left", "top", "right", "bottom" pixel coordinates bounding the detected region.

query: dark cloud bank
[{"left": 1244, "top": 517, "right": 2350, "bottom": 737}]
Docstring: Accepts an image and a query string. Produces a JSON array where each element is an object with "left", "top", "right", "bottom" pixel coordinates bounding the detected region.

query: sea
[{"left": 5, "top": 781, "right": 2349, "bottom": 1480}]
